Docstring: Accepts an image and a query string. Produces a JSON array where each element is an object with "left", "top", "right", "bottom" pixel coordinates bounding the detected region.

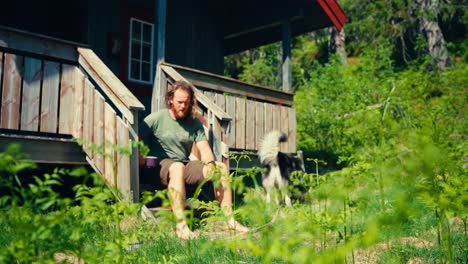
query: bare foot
[
  {"left": 226, "top": 218, "right": 250, "bottom": 233},
  {"left": 176, "top": 222, "right": 198, "bottom": 240}
]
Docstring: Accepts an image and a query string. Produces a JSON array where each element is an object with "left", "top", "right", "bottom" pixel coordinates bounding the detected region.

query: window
[{"left": 128, "top": 18, "right": 154, "bottom": 84}]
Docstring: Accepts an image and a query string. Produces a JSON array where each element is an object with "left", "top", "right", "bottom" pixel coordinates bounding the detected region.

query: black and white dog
[{"left": 258, "top": 131, "right": 304, "bottom": 207}]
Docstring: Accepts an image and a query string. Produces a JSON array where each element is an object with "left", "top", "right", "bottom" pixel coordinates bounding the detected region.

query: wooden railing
[
  {"left": 155, "top": 62, "right": 297, "bottom": 154},
  {"left": 0, "top": 27, "right": 144, "bottom": 202}
]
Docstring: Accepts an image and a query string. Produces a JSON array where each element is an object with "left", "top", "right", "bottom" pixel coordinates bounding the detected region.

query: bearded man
[{"left": 141, "top": 80, "right": 249, "bottom": 239}]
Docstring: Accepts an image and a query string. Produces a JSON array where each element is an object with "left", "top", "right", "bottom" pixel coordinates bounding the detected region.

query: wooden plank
[
  {"left": 289, "top": 107, "right": 297, "bottom": 153},
  {"left": 72, "top": 68, "right": 85, "bottom": 139},
  {"left": 216, "top": 93, "right": 226, "bottom": 111},
  {"left": 0, "top": 52, "right": 2, "bottom": 89},
  {"left": 40, "top": 61, "right": 60, "bottom": 133},
  {"left": 77, "top": 48, "right": 144, "bottom": 110},
  {"left": 235, "top": 97, "right": 246, "bottom": 149},
  {"left": 58, "top": 64, "right": 74, "bottom": 134},
  {"left": 164, "top": 62, "right": 294, "bottom": 106},
  {"left": 104, "top": 103, "right": 117, "bottom": 187},
  {"left": 92, "top": 90, "right": 105, "bottom": 174},
  {"left": 255, "top": 101, "right": 265, "bottom": 150},
  {"left": 264, "top": 103, "right": 273, "bottom": 138},
  {"left": 280, "top": 105, "right": 289, "bottom": 152},
  {"left": 20, "top": 57, "right": 41, "bottom": 131},
  {"left": 82, "top": 78, "right": 94, "bottom": 158},
  {"left": 128, "top": 109, "right": 140, "bottom": 202},
  {"left": 226, "top": 95, "right": 236, "bottom": 148},
  {"left": 1, "top": 53, "right": 23, "bottom": 129},
  {"left": 246, "top": 99, "right": 256, "bottom": 150},
  {"left": 272, "top": 104, "right": 280, "bottom": 132},
  {"left": 212, "top": 117, "right": 222, "bottom": 161},
  {"left": 116, "top": 117, "right": 131, "bottom": 201}
]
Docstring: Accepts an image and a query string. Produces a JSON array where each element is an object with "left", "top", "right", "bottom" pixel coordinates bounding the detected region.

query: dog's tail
[{"left": 258, "top": 130, "right": 287, "bottom": 166}]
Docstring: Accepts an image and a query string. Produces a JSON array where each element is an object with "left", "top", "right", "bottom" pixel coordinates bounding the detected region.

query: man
[{"left": 141, "top": 80, "right": 249, "bottom": 239}]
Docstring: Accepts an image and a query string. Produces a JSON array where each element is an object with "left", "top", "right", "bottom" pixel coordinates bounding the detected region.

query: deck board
[
  {"left": 235, "top": 97, "right": 246, "bottom": 149},
  {"left": 72, "top": 68, "right": 85, "bottom": 139},
  {"left": 93, "top": 90, "right": 105, "bottom": 174},
  {"left": 288, "top": 107, "right": 296, "bottom": 153},
  {"left": 116, "top": 117, "right": 130, "bottom": 200},
  {"left": 226, "top": 95, "right": 236, "bottom": 148},
  {"left": 255, "top": 101, "right": 264, "bottom": 150},
  {"left": 82, "top": 79, "right": 94, "bottom": 158},
  {"left": 40, "top": 61, "right": 60, "bottom": 133},
  {"left": 246, "top": 100, "right": 255, "bottom": 150},
  {"left": 1, "top": 53, "right": 23, "bottom": 129},
  {"left": 58, "top": 64, "right": 75, "bottom": 134},
  {"left": 20, "top": 57, "right": 42, "bottom": 131},
  {"left": 104, "top": 103, "right": 117, "bottom": 186},
  {"left": 280, "top": 105, "right": 289, "bottom": 152}
]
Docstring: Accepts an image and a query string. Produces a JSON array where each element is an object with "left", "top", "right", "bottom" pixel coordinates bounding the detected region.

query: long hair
[{"left": 165, "top": 80, "right": 197, "bottom": 118}]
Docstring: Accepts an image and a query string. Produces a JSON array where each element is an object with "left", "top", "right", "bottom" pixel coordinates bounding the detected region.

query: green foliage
[{"left": 0, "top": 144, "right": 158, "bottom": 263}]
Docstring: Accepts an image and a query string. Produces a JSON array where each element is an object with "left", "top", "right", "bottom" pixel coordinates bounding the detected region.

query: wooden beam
[
  {"left": 0, "top": 26, "right": 80, "bottom": 63},
  {"left": 317, "top": 0, "right": 346, "bottom": 32},
  {"left": 151, "top": 0, "right": 167, "bottom": 113},
  {"left": 282, "top": 19, "right": 292, "bottom": 93},
  {"left": 0, "top": 133, "right": 86, "bottom": 164}
]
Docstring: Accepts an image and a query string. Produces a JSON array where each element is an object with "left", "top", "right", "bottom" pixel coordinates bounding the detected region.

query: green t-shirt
[{"left": 141, "top": 109, "right": 207, "bottom": 162}]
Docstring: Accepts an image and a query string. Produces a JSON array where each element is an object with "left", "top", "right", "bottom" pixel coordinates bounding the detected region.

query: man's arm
[{"left": 195, "top": 140, "right": 216, "bottom": 163}]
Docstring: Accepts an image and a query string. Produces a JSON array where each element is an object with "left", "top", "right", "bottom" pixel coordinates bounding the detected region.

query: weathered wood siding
[{"left": 166, "top": 0, "right": 224, "bottom": 74}]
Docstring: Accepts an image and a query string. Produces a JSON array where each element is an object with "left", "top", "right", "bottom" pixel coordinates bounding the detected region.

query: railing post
[{"left": 129, "top": 109, "right": 140, "bottom": 203}]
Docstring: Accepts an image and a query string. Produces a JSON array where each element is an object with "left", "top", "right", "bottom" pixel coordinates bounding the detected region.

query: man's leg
[
  {"left": 203, "top": 162, "right": 249, "bottom": 233},
  {"left": 167, "top": 161, "right": 197, "bottom": 239}
]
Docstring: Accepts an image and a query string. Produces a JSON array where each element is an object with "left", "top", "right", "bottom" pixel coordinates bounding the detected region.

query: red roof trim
[{"left": 317, "top": 0, "right": 346, "bottom": 32}]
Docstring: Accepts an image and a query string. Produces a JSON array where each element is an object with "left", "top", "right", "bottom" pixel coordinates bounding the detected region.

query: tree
[
  {"left": 329, "top": 27, "right": 348, "bottom": 64},
  {"left": 416, "top": 0, "right": 451, "bottom": 70}
]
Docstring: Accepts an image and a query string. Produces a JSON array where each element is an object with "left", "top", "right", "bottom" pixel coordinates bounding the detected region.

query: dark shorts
[{"left": 159, "top": 159, "right": 205, "bottom": 186}]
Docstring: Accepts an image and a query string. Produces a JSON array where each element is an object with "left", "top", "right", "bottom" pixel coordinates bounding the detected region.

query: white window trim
[{"left": 128, "top": 17, "right": 154, "bottom": 84}]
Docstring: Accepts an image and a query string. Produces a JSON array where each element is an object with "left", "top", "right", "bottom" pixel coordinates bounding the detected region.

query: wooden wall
[{"left": 165, "top": 0, "right": 224, "bottom": 75}]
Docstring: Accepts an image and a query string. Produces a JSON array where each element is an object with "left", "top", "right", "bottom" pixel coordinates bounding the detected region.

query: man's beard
[{"left": 174, "top": 109, "right": 190, "bottom": 119}]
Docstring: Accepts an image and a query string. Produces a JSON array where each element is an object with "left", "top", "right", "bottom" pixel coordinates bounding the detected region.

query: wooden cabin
[{"left": 0, "top": 0, "right": 345, "bottom": 202}]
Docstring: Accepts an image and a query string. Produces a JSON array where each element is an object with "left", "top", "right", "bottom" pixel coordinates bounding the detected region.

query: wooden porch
[{"left": 0, "top": 26, "right": 297, "bottom": 202}]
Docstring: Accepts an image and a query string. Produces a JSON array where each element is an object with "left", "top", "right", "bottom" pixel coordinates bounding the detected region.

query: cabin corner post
[
  {"left": 129, "top": 109, "right": 140, "bottom": 202},
  {"left": 151, "top": 0, "right": 167, "bottom": 113}
]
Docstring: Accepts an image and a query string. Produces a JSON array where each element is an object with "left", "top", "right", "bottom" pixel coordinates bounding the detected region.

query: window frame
[{"left": 128, "top": 17, "right": 154, "bottom": 85}]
